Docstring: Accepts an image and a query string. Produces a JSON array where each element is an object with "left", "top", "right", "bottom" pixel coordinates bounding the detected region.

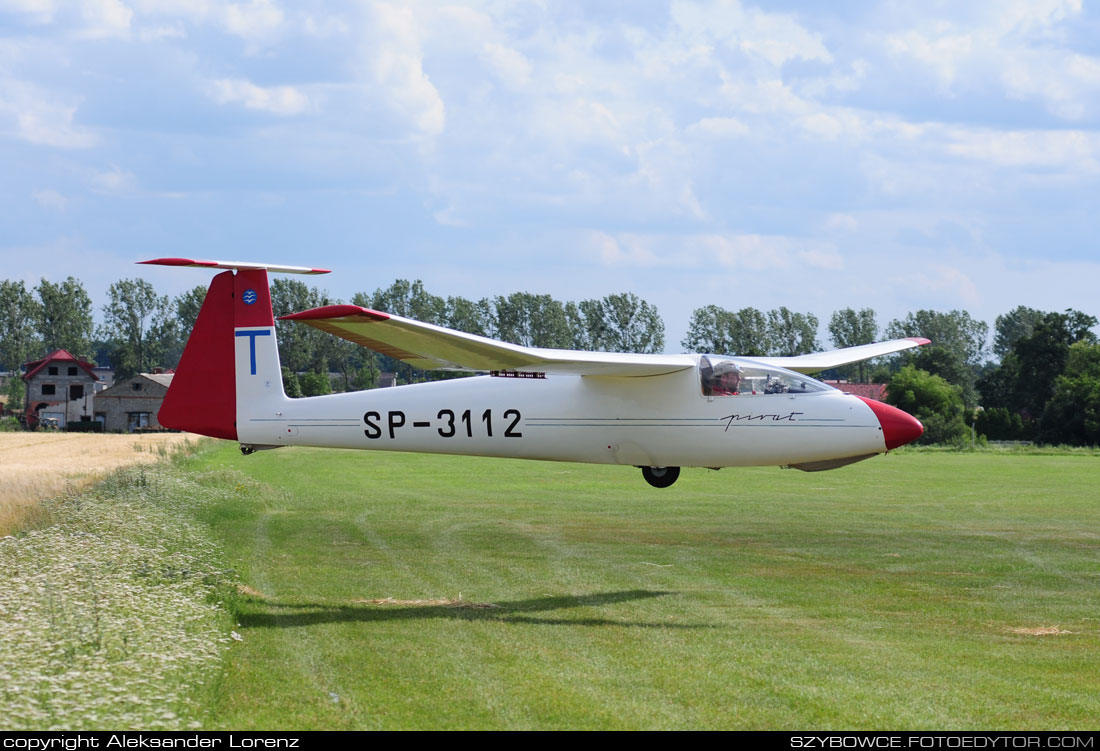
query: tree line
[{"left": 2, "top": 276, "right": 1098, "bottom": 446}]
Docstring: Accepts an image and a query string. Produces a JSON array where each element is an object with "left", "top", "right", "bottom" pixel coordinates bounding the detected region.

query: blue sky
[{"left": 2, "top": 0, "right": 1098, "bottom": 352}]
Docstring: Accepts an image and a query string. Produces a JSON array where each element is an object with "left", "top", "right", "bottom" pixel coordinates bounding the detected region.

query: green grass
[{"left": 183, "top": 445, "right": 1100, "bottom": 730}]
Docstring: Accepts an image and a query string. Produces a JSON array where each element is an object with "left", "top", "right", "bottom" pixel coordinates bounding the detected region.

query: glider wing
[
  {"left": 279, "top": 305, "right": 695, "bottom": 377},
  {"left": 751, "top": 338, "right": 931, "bottom": 374}
]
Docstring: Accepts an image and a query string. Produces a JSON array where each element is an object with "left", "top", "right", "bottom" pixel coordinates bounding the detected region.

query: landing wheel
[
  {"left": 641, "top": 466, "right": 680, "bottom": 488},
  {"left": 240, "top": 445, "right": 255, "bottom": 456}
]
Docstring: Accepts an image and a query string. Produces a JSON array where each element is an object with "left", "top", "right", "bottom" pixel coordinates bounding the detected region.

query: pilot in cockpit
[{"left": 710, "top": 361, "right": 743, "bottom": 396}]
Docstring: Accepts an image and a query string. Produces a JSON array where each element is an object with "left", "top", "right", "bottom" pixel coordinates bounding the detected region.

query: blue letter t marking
[{"left": 235, "top": 329, "right": 272, "bottom": 375}]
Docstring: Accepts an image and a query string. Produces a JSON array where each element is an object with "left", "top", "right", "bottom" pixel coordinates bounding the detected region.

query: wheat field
[{"left": 0, "top": 432, "right": 198, "bottom": 535}]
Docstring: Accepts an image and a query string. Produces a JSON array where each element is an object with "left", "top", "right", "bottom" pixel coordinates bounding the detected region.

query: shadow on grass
[{"left": 236, "top": 589, "right": 711, "bottom": 630}]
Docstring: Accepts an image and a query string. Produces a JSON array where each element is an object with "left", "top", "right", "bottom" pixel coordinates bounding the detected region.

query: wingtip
[
  {"left": 906, "top": 337, "right": 932, "bottom": 346},
  {"left": 138, "top": 257, "right": 218, "bottom": 267},
  {"left": 279, "top": 304, "right": 390, "bottom": 322}
]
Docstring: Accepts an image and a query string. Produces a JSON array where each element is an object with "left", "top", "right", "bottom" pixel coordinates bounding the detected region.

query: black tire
[{"left": 641, "top": 465, "right": 680, "bottom": 488}]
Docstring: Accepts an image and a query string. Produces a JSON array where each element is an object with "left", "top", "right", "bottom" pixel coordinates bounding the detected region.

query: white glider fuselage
[
  {"left": 150, "top": 260, "right": 926, "bottom": 486},
  {"left": 235, "top": 330, "right": 889, "bottom": 468}
]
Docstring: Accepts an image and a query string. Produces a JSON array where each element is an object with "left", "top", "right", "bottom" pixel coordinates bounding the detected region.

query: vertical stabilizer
[
  {"left": 142, "top": 258, "right": 328, "bottom": 442},
  {"left": 159, "top": 271, "right": 238, "bottom": 439}
]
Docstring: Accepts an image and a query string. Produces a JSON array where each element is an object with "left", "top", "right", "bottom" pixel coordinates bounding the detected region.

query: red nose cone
[{"left": 856, "top": 396, "right": 924, "bottom": 450}]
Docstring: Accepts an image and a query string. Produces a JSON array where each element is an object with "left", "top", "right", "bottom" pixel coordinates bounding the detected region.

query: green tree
[
  {"left": 492, "top": 292, "right": 572, "bottom": 349},
  {"left": 36, "top": 277, "right": 94, "bottom": 359},
  {"left": 1038, "top": 342, "right": 1100, "bottom": 446},
  {"left": 681, "top": 305, "right": 767, "bottom": 355},
  {"left": 445, "top": 295, "right": 491, "bottom": 337},
  {"left": 298, "top": 371, "right": 332, "bottom": 397},
  {"left": 571, "top": 293, "right": 665, "bottom": 353},
  {"left": 975, "top": 406, "right": 1026, "bottom": 441},
  {"left": 988, "top": 309, "right": 1099, "bottom": 422},
  {"left": 887, "top": 310, "right": 989, "bottom": 408},
  {"left": 0, "top": 280, "right": 41, "bottom": 371},
  {"left": 828, "top": 308, "right": 878, "bottom": 382},
  {"left": 992, "top": 306, "right": 1044, "bottom": 360},
  {"left": 886, "top": 366, "right": 968, "bottom": 445},
  {"left": 272, "top": 279, "right": 337, "bottom": 374},
  {"left": 887, "top": 310, "right": 988, "bottom": 368},
  {"left": 175, "top": 285, "right": 207, "bottom": 335},
  {"left": 765, "top": 307, "right": 819, "bottom": 357},
  {"left": 99, "top": 279, "right": 174, "bottom": 380},
  {"left": 281, "top": 367, "right": 303, "bottom": 398},
  {"left": 370, "top": 279, "right": 446, "bottom": 324}
]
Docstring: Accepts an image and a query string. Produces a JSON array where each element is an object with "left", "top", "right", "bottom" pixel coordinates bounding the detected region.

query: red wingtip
[
  {"left": 279, "top": 304, "right": 389, "bottom": 321},
  {"left": 138, "top": 257, "right": 219, "bottom": 267},
  {"left": 906, "top": 337, "right": 932, "bottom": 346}
]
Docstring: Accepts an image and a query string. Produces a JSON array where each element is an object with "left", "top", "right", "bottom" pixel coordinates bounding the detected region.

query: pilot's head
[{"left": 712, "top": 361, "right": 742, "bottom": 391}]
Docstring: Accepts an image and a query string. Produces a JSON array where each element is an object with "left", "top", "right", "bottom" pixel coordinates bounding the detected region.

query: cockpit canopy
[{"left": 699, "top": 355, "right": 834, "bottom": 397}]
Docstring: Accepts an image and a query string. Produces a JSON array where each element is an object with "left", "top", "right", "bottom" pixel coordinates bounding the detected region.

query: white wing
[
  {"left": 752, "top": 338, "right": 930, "bottom": 374},
  {"left": 280, "top": 305, "right": 694, "bottom": 377}
]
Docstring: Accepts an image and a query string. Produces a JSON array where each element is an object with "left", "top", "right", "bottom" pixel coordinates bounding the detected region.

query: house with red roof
[{"left": 22, "top": 349, "right": 99, "bottom": 428}]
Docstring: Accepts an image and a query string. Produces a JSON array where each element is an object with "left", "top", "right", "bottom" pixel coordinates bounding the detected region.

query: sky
[{"left": 2, "top": 0, "right": 1099, "bottom": 353}]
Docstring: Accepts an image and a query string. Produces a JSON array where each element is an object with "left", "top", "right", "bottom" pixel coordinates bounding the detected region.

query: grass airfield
[{"left": 187, "top": 445, "right": 1100, "bottom": 730}]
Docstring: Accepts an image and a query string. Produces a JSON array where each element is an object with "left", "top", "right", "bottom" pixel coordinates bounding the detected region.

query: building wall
[
  {"left": 95, "top": 377, "right": 171, "bottom": 432},
  {"left": 26, "top": 370, "right": 97, "bottom": 427}
]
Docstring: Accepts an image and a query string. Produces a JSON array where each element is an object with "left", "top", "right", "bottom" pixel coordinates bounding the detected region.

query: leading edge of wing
[
  {"left": 752, "top": 338, "right": 931, "bottom": 374},
  {"left": 279, "top": 304, "right": 695, "bottom": 377}
]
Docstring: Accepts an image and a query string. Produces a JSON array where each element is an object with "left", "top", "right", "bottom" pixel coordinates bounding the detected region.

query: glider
[{"left": 142, "top": 258, "right": 927, "bottom": 487}]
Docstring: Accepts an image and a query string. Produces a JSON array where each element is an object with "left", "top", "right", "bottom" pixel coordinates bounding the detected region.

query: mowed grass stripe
[{"left": 187, "top": 446, "right": 1100, "bottom": 729}]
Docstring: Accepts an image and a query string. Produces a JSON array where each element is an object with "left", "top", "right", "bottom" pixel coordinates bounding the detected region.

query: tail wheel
[{"left": 641, "top": 466, "right": 680, "bottom": 488}]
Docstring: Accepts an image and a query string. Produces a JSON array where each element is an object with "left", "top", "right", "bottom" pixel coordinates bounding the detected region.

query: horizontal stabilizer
[
  {"left": 752, "top": 338, "right": 930, "bottom": 374},
  {"left": 280, "top": 305, "right": 695, "bottom": 377},
  {"left": 139, "top": 257, "right": 330, "bottom": 275}
]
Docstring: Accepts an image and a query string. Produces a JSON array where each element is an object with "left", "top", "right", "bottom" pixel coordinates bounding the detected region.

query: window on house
[
  {"left": 48, "top": 366, "right": 58, "bottom": 375},
  {"left": 68, "top": 366, "right": 78, "bottom": 376},
  {"left": 70, "top": 384, "right": 84, "bottom": 399},
  {"left": 127, "top": 412, "right": 150, "bottom": 431},
  {"left": 132, "top": 382, "right": 143, "bottom": 391},
  {"left": 41, "top": 384, "right": 56, "bottom": 396}
]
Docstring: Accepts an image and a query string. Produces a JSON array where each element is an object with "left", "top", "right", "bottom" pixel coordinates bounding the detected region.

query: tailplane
[{"left": 143, "top": 258, "right": 330, "bottom": 440}]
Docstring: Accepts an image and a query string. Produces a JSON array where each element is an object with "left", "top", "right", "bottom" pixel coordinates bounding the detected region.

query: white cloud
[
  {"left": 77, "top": 0, "right": 132, "bottom": 38},
  {"left": 686, "top": 116, "right": 749, "bottom": 139},
  {"left": 0, "top": 78, "right": 96, "bottom": 148},
  {"left": 880, "top": 1, "right": 1100, "bottom": 120},
  {"left": 670, "top": 0, "right": 832, "bottom": 66},
  {"left": 222, "top": 0, "right": 282, "bottom": 44},
  {"left": 906, "top": 264, "right": 981, "bottom": 307},
  {"left": 479, "top": 42, "right": 532, "bottom": 90},
  {"left": 32, "top": 188, "right": 67, "bottom": 209},
  {"left": 823, "top": 214, "right": 859, "bottom": 233},
  {"left": 797, "top": 248, "right": 844, "bottom": 271},
  {"left": 361, "top": 1, "right": 445, "bottom": 137},
  {"left": 209, "top": 78, "right": 310, "bottom": 116},
  {"left": 943, "top": 127, "right": 1100, "bottom": 172},
  {"left": 0, "top": 0, "right": 55, "bottom": 22},
  {"left": 92, "top": 165, "right": 137, "bottom": 193}
]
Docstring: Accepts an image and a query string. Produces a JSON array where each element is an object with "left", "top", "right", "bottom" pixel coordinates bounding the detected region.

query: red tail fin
[{"left": 159, "top": 271, "right": 238, "bottom": 439}]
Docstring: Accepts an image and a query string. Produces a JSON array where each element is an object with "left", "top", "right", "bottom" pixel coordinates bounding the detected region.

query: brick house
[
  {"left": 22, "top": 350, "right": 100, "bottom": 428},
  {"left": 94, "top": 372, "right": 175, "bottom": 432}
]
